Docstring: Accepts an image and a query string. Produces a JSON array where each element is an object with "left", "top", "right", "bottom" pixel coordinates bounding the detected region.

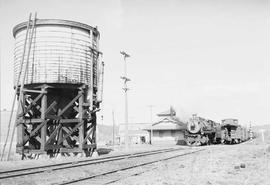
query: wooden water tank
[{"left": 13, "top": 19, "right": 100, "bottom": 86}]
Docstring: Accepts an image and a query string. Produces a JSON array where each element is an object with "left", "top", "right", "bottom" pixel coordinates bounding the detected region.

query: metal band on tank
[{"left": 13, "top": 19, "right": 100, "bottom": 37}]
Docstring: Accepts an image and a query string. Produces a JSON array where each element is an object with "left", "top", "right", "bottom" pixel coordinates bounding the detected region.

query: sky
[{"left": 0, "top": 0, "right": 270, "bottom": 126}]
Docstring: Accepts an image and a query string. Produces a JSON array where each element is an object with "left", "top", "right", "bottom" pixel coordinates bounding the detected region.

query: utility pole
[
  {"left": 148, "top": 105, "right": 155, "bottom": 144},
  {"left": 120, "top": 51, "right": 130, "bottom": 149},
  {"left": 112, "top": 110, "right": 115, "bottom": 146},
  {"left": 101, "top": 115, "right": 103, "bottom": 125},
  {"left": 0, "top": 39, "right": 2, "bottom": 153}
]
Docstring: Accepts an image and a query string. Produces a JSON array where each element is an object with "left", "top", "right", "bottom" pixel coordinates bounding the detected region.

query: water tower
[{"left": 12, "top": 16, "right": 103, "bottom": 158}]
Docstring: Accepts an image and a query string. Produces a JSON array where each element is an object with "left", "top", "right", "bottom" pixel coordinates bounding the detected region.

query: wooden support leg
[
  {"left": 79, "top": 89, "right": 85, "bottom": 156},
  {"left": 15, "top": 84, "right": 98, "bottom": 158},
  {"left": 40, "top": 86, "right": 47, "bottom": 151},
  {"left": 16, "top": 93, "right": 25, "bottom": 154}
]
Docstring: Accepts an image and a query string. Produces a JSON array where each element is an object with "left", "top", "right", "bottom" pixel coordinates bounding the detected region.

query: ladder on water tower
[{"left": 0, "top": 12, "right": 37, "bottom": 161}]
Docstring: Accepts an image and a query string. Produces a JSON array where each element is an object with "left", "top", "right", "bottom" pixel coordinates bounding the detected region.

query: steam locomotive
[
  {"left": 185, "top": 114, "right": 221, "bottom": 146},
  {"left": 184, "top": 115, "right": 250, "bottom": 146}
]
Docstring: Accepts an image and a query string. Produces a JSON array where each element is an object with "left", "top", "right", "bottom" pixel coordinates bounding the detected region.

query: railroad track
[
  {"left": 0, "top": 147, "right": 185, "bottom": 180},
  {"left": 57, "top": 148, "right": 205, "bottom": 185}
]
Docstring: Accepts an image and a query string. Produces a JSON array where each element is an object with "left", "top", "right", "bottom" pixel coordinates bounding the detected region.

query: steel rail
[
  {"left": 0, "top": 147, "right": 183, "bottom": 180},
  {"left": 104, "top": 167, "right": 159, "bottom": 185},
  {"left": 58, "top": 149, "right": 206, "bottom": 185}
]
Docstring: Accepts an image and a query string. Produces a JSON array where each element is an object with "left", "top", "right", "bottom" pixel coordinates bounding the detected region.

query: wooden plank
[
  {"left": 45, "top": 101, "right": 57, "bottom": 115},
  {"left": 79, "top": 92, "right": 84, "bottom": 149},
  {"left": 65, "top": 137, "right": 76, "bottom": 148},
  {"left": 59, "top": 148, "right": 83, "bottom": 153},
  {"left": 57, "top": 125, "right": 63, "bottom": 145},
  {"left": 57, "top": 121, "right": 83, "bottom": 145},
  {"left": 82, "top": 144, "right": 96, "bottom": 149},
  {"left": 22, "top": 117, "right": 80, "bottom": 124},
  {"left": 23, "top": 89, "right": 44, "bottom": 94},
  {"left": 56, "top": 144, "right": 95, "bottom": 153},
  {"left": 23, "top": 120, "right": 47, "bottom": 145},
  {"left": 17, "top": 118, "right": 43, "bottom": 125},
  {"left": 19, "top": 93, "right": 43, "bottom": 116},
  {"left": 16, "top": 93, "right": 26, "bottom": 148},
  {"left": 29, "top": 93, "right": 44, "bottom": 107},
  {"left": 27, "top": 95, "right": 42, "bottom": 110},
  {"left": 83, "top": 103, "right": 91, "bottom": 107},
  {"left": 36, "top": 136, "right": 41, "bottom": 143},
  {"left": 41, "top": 89, "right": 47, "bottom": 150},
  {"left": 86, "top": 122, "right": 95, "bottom": 130},
  {"left": 62, "top": 127, "right": 71, "bottom": 134},
  {"left": 45, "top": 145, "right": 62, "bottom": 150},
  {"left": 73, "top": 135, "right": 79, "bottom": 142},
  {"left": 73, "top": 106, "right": 79, "bottom": 113},
  {"left": 46, "top": 115, "right": 62, "bottom": 120},
  {"left": 60, "top": 119, "right": 80, "bottom": 124},
  {"left": 58, "top": 93, "right": 82, "bottom": 117},
  {"left": 45, "top": 124, "right": 62, "bottom": 146},
  {"left": 83, "top": 127, "right": 94, "bottom": 144}
]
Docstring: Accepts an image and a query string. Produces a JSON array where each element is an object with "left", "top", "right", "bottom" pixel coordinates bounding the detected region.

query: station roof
[{"left": 144, "top": 116, "right": 187, "bottom": 131}]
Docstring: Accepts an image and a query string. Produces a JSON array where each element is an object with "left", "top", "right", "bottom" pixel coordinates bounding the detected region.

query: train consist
[
  {"left": 185, "top": 115, "right": 251, "bottom": 146},
  {"left": 220, "top": 119, "right": 250, "bottom": 144}
]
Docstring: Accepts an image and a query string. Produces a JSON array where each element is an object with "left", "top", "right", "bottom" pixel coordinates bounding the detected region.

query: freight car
[
  {"left": 185, "top": 114, "right": 221, "bottom": 146},
  {"left": 221, "top": 119, "right": 249, "bottom": 144}
]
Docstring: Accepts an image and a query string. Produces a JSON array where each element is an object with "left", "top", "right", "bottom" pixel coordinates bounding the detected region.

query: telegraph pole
[
  {"left": 147, "top": 105, "right": 155, "bottom": 144},
  {"left": 120, "top": 51, "right": 130, "bottom": 149},
  {"left": 0, "top": 0, "right": 1, "bottom": 154},
  {"left": 112, "top": 110, "right": 115, "bottom": 146}
]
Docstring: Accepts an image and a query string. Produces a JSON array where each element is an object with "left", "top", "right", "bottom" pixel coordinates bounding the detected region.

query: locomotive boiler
[{"left": 185, "top": 114, "right": 221, "bottom": 146}]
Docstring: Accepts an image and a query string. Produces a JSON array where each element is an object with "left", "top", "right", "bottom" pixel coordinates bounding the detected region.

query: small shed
[{"left": 118, "top": 123, "right": 151, "bottom": 145}]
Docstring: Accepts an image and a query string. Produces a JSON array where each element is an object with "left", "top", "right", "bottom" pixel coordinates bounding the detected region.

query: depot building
[{"left": 144, "top": 107, "right": 187, "bottom": 145}]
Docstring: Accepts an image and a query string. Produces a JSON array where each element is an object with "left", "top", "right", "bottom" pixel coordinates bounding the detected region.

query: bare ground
[
  {"left": 0, "top": 139, "right": 269, "bottom": 185},
  {"left": 112, "top": 139, "right": 270, "bottom": 185}
]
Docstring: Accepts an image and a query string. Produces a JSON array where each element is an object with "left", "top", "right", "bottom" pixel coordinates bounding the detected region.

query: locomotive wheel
[
  {"left": 186, "top": 139, "right": 197, "bottom": 146},
  {"left": 186, "top": 139, "right": 195, "bottom": 146}
]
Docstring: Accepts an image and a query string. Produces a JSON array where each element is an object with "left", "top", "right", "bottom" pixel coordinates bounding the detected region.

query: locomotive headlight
[{"left": 187, "top": 120, "right": 201, "bottom": 134}]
